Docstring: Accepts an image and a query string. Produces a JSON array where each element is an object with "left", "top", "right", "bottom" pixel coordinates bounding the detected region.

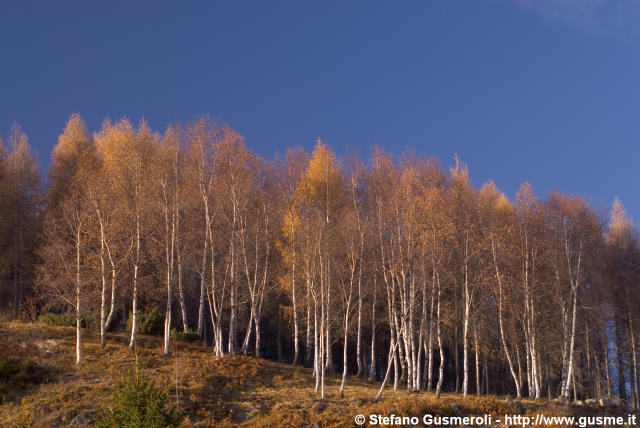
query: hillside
[{"left": 0, "top": 321, "right": 633, "bottom": 427}]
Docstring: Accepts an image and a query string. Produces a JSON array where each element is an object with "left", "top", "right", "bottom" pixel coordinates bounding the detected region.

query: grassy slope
[{"left": 0, "top": 321, "right": 632, "bottom": 427}]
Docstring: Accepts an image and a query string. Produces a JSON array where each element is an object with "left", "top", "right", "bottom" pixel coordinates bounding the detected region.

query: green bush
[
  {"left": 97, "top": 365, "right": 181, "bottom": 428},
  {"left": 170, "top": 328, "right": 200, "bottom": 342},
  {"left": 126, "top": 308, "right": 164, "bottom": 336},
  {"left": 38, "top": 312, "right": 75, "bottom": 327},
  {"left": 0, "top": 359, "right": 51, "bottom": 396},
  {"left": 0, "top": 359, "right": 33, "bottom": 381}
]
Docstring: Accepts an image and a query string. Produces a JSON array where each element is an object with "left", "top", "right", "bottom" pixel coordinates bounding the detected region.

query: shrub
[
  {"left": 170, "top": 328, "right": 199, "bottom": 342},
  {"left": 97, "top": 365, "right": 181, "bottom": 428},
  {"left": 38, "top": 312, "right": 75, "bottom": 327},
  {"left": 0, "top": 359, "right": 33, "bottom": 381},
  {"left": 126, "top": 308, "right": 164, "bottom": 336},
  {"left": 0, "top": 359, "right": 51, "bottom": 398}
]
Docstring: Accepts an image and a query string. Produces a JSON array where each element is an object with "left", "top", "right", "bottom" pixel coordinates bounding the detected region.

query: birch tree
[
  {"left": 96, "top": 118, "right": 154, "bottom": 351},
  {"left": 548, "top": 192, "right": 601, "bottom": 400},
  {"left": 40, "top": 113, "right": 95, "bottom": 364}
]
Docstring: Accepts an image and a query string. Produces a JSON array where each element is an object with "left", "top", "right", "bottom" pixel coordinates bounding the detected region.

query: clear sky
[{"left": 1, "top": 1, "right": 638, "bottom": 223}]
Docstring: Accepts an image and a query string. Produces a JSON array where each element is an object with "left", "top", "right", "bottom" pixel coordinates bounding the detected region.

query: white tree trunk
[
  {"left": 562, "top": 286, "right": 579, "bottom": 400},
  {"left": 291, "top": 216, "right": 300, "bottom": 365},
  {"left": 435, "top": 273, "right": 444, "bottom": 399},
  {"left": 98, "top": 219, "right": 108, "bottom": 348},
  {"left": 75, "top": 223, "right": 82, "bottom": 365},
  {"left": 129, "top": 213, "right": 140, "bottom": 351},
  {"left": 475, "top": 327, "right": 481, "bottom": 395},
  {"left": 339, "top": 321, "right": 349, "bottom": 397},
  {"left": 369, "top": 276, "right": 377, "bottom": 382},
  {"left": 375, "top": 339, "right": 398, "bottom": 400},
  {"left": 197, "top": 225, "right": 208, "bottom": 338},
  {"left": 177, "top": 258, "right": 187, "bottom": 332},
  {"left": 491, "top": 232, "right": 521, "bottom": 398}
]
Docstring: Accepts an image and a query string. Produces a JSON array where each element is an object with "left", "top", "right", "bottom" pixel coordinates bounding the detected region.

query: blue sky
[{"left": 1, "top": 1, "right": 638, "bottom": 223}]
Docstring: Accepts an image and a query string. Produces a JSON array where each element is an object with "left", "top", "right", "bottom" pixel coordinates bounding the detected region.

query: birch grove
[{"left": 0, "top": 113, "right": 638, "bottom": 406}]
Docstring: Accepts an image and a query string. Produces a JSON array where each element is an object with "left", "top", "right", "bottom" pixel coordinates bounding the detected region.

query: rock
[
  {"left": 451, "top": 403, "right": 461, "bottom": 412},
  {"left": 69, "top": 414, "right": 92, "bottom": 425},
  {"left": 599, "top": 397, "right": 620, "bottom": 408},
  {"left": 33, "top": 339, "right": 59, "bottom": 354},
  {"left": 585, "top": 398, "right": 599, "bottom": 409}
]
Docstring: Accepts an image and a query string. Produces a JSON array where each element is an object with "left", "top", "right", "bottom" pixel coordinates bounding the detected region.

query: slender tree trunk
[
  {"left": 629, "top": 313, "right": 639, "bottom": 410},
  {"left": 546, "top": 353, "right": 552, "bottom": 400},
  {"left": 339, "top": 317, "right": 349, "bottom": 397},
  {"left": 462, "top": 235, "right": 471, "bottom": 397},
  {"left": 228, "top": 190, "right": 237, "bottom": 356},
  {"left": 530, "top": 304, "right": 541, "bottom": 399},
  {"left": 129, "top": 213, "right": 140, "bottom": 351},
  {"left": 517, "top": 345, "right": 523, "bottom": 395},
  {"left": 562, "top": 285, "right": 579, "bottom": 400},
  {"left": 320, "top": 274, "right": 326, "bottom": 400},
  {"left": 314, "top": 299, "right": 320, "bottom": 391},
  {"left": 454, "top": 283, "right": 460, "bottom": 393},
  {"left": 325, "top": 277, "right": 333, "bottom": 373},
  {"left": 375, "top": 339, "right": 398, "bottom": 400},
  {"left": 427, "top": 267, "right": 435, "bottom": 390},
  {"left": 369, "top": 276, "right": 377, "bottom": 382},
  {"left": 229, "top": 253, "right": 236, "bottom": 356},
  {"left": 198, "top": 226, "right": 208, "bottom": 338},
  {"left": 75, "top": 223, "right": 82, "bottom": 365},
  {"left": 291, "top": 218, "right": 300, "bottom": 365},
  {"left": 585, "top": 323, "right": 593, "bottom": 399},
  {"left": 356, "top": 251, "right": 363, "bottom": 377},
  {"left": 475, "top": 326, "right": 481, "bottom": 396},
  {"left": 241, "top": 303, "right": 254, "bottom": 355},
  {"left": 98, "top": 219, "right": 108, "bottom": 348},
  {"left": 103, "top": 263, "right": 117, "bottom": 347},
  {"left": 254, "top": 304, "right": 262, "bottom": 357},
  {"left": 435, "top": 273, "right": 444, "bottom": 399},
  {"left": 177, "top": 257, "right": 187, "bottom": 332},
  {"left": 462, "top": 281, "right": 470, "bottom": 396},
  {"left": 352, "top": 177, "right": 365, "bottom": 378},
  {"left": 163, "top": 188, "right": 176, "bottom": 357},
  {"left": 593, "top": 348, "right": 602, "bottom": 400},
  {"left": 491, "top": 233, "right": 521, "bottom": 398},
  {"left": 306, "top": 282, "right": 313, "bottom": 365}
]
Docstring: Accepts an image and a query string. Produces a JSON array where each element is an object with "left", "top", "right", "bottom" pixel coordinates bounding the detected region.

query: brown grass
[{"left": 0, "top": 320, "right": 634, "bottom": 427}]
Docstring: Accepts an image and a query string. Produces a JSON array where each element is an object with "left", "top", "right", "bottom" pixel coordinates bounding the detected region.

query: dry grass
[{"left": 0, "top": 320, "right": 634, "bottom": 427}]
